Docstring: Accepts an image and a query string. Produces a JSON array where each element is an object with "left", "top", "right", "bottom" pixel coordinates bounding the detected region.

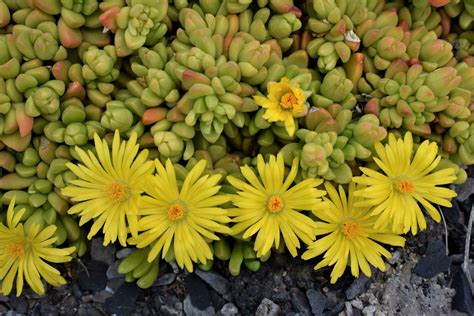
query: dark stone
[
  {"left": 353, "top": 308, "right": 362, "bottom": 316},
  {"left": 77, "top": 260, "right": 108, "bottom": 291},
  {"left": 345, "top": 274, "right": 372, "bottom": 300},
  {"left": 451, "top": 269, "right": 474, "bottom": 314},
  {"left": 209, "top": 286, "right": 227, "bottom": 311},
  {"left": 414, "top": 240, "right": 450, "bottom": 278},
  {"left": 327, "top": 302, "right": 344, "bottom": 316},
  {"left": 290, "top": 288, "right": 311, "bottom": 315},
  {"left": 441, "top": 201, "right": 461, "bottom": 226},
  {"left": 184, "top": 274, "right": 212, "bottom": 310},
  {"left": 104, "top": 282, "right": 141, "bottom": 315},
  {"left": 461, "top": 200, "right": 473, "bottom": 222},
  {"left": 306, "top": 289, "right": 326, "bottom": 316},
  {"left": 90, "top": 237, "right": 116, "bottom": 265},
  {"left": 72, "top": 283, "right": 83, "bottom": 299},
  {"left": 183, "top": 295, "right": 215, "bottom": 316}
]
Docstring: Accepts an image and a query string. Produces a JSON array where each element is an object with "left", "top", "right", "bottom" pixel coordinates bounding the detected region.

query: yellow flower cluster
[
  {"left": 0, "top": 197, "right": 75, "bottom": 296},
  {"left": 55, "top": 129, "right": 457, "bottom": 287}
]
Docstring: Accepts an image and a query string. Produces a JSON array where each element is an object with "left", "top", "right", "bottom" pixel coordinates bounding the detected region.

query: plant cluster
[{"left": 0, "top": 0, "right": 471, "bottom": 296}]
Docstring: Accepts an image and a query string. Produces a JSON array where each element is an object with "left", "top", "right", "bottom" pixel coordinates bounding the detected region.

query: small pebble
[{"left": 220, "top": 303, "right": 238, "bottom": 316}]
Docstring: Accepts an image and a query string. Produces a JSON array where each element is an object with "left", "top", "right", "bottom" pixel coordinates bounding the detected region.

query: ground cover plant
[{"left": 0, "top": 0, "right": 472, "bottom": 298}]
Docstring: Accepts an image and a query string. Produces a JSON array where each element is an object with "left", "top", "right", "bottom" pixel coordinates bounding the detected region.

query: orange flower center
[
  {"left": 341, "top": 220, "right": 360, "bottom": 239},
  {"left": 5, "top": 241, "right": 25, "bottom": 258},
  {"left": 267, "top": 195, "right": 284, "bottom": 213},
  {"left": 280, "top": 92, "right": 297, "bottom": 110},
  {"left": 168, "top": 203, "right": 185, "bottom": 221},
  {"left": 396, "top": 179, "right": 414, "bottom": 194},
  {"left": 106, "top": 182, "right": 129, "bottom": 203}
]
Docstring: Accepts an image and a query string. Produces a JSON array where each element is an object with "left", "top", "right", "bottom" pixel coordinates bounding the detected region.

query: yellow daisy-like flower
[
  {"left": 353, "top": 132, "right": 457, "bottom": 235},
  {"left": 302, "top": 182, "right": 405, "bottom": 284},
  {"left": 62, "top": 130, "right": 154, "bottom": 246},
  {"left": 227, "top": 153, "right": 327, "bottom": 258},
  {"left": 130, "top": 159, "right": 231, "bottom": 272},
  {"left": 0, "top": 197, "right": 75, "bottom": 296},
  {"left": 253, "top": 77, "right": 307, "bottom": 136}
]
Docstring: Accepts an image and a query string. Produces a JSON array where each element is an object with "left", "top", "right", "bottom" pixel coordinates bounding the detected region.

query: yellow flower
[
  {"left": 302, "top": 182, "right": 405, "bottom": 283},
  {"left": 0, "top": 197, "right": 75, "bottom": 296},
  {"left": 130, "top": 159, "right": 231, "bottom": 272},
  {"left": 353, "top": 132, "right": 457, "bottom": 235},
  {"left": 254, "top": 77, "right": 307, "bottom": 136},
  {"left": 62, "top": 130, "right": 154, "bottom": 246},
  {"left": 227, "top": 153, "right": 327, "bottom": 258}
]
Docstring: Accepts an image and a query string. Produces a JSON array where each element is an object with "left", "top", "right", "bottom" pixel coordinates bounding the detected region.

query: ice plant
[
  {"left": 129, "top": 159, "right": 231, "bottom": 272},
  {"left": 227, "top": 153, "right": 327, "bottom": 258},
  {"left": 61, "top": 130, "right": 154, "bottom": 246},
  {"left": 254, "top": 77, "right": 308, "bottom": 136},
  {"left": 0, "top": 197, "right": 75, "bottom": 296},
  {"left": 353, "top": 132, "right": 457, "bottom": 235},
  {"left": 302, "top": 182, "right": 406, "bottom": 283}
]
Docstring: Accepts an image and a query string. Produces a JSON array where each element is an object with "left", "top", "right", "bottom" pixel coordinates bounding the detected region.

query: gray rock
[
  {"left": 0, "top": 294, "right": 8, "bottom": 302},
  {"left": 195, "top": 269, "right": 231, "bottom": 296},
  {"left": 155, "top": 273, "right": 176, "bottom": 286},
  {"left": 255, "top": 298, "right": 280, "bottom": 316},
  {"left": 346, "top": 274, "right": 372, "bottom": 300},
  {"left": 350, "top": 299, "right": 364, "bottom": 310},
  {"left": 362, "top": 305, "right": 376, "bottom": 316},
  {"left": 183, "top": 295, "right": 215, "bottom": 316},
  {"left": 306, "top": 289, "right": 326, "bottom": 316},
  {"left": 106, "top": 261, "right": 123, "bottom": 280},
  {"left": 345, "top": 302, "right": 354, "bottom": 316},
  {"left": 219, "top": 303, "right": 238, "bottom": 316},
  {"left": 290, "top": 288, "right": 311, "bottom": 315},
  {"left": 116, "top": 248, "right": 134, "bottom": 259},
  {"left": 90, "top": 237, "right": 115, "bottom": 265}
]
